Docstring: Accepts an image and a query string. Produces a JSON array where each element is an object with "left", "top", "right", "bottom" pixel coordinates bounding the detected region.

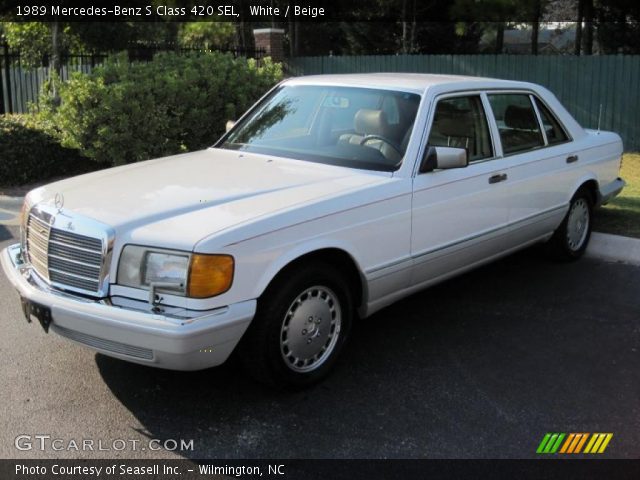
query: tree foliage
[
  {"left": 2, "top": 22, "right": 81, "bottom": 67},
  {"left": 178, "top": 22, "right": 235, "bottom": 48},
  {"left": 597, "top": 0, "right": 640, "bottom": 53},
  {"left": 37, "top": 52, "right": 283, "bottom": 165},
  {"left": 0, "top": 114, "right": 101, "bottom": 186},
  {"left": 1, "top": 21, "right": 182, "bottom": 67}
]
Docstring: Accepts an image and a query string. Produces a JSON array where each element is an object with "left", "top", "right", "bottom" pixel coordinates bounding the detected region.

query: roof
[{"left": 285, "top": 73, "right": 530, "bottom": 94}]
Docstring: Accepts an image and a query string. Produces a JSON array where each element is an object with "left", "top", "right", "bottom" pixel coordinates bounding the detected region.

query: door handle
[
  {"left": 566, "top": 154, "right": 579, "bottom": 164},
  {"left": 488, "top": 173, "right": 508, "bottom": 184}
]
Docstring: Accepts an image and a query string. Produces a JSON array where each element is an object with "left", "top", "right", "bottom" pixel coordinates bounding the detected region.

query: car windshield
[{"left": 220, "top": 85, "right": 422, "bottom": 172}]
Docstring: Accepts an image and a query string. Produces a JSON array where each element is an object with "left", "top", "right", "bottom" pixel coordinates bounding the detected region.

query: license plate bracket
[{"left": 21, "top": 298, "right": 52, "bottom": 333}]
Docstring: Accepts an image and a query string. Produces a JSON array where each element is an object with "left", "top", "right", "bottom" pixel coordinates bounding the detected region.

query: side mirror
[
  {"left": 225, "top": 120, "right": 236, "bottom": 133},
  {"left": 419, "top": 146, "right": 469, "bottom": 173}
]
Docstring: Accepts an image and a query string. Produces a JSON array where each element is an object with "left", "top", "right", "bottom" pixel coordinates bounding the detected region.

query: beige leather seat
[
  {"left": 339, "top": 109, "right": 401, "bottom": 163},
  {"left": 429, "top": 116, "right": 473, "bottom": 150},
  {"left": 339, "top": 109, "right": 388, "bottom": 144}
]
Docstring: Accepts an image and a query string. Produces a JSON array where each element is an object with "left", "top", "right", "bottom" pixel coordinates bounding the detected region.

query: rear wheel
[
  {"left": 238, "top": 262, "right": 353, "bottom": 388},
  {"left": 548, "top": 189, "right": 593, "bottom": 260}
]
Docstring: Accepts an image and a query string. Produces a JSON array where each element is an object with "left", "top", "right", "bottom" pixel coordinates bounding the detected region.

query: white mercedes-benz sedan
[{"left": 1, "top": 74, "right": 625, "bottom": 386}]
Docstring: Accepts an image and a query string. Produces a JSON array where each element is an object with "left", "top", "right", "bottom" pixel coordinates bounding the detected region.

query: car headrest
[
  {"left": 504, "top": 105, "right": 538, "bottom": 130},
  {"left": 355, "top": 109, "right": 389, "bottom": 136}
]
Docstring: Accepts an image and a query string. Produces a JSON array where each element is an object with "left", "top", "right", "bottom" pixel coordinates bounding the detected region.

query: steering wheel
[{"left": 359, "top": 135, "right": 403, "bottom": 156}]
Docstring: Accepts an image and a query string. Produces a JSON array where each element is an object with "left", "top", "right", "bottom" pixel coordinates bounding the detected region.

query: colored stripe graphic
[
  {"left": 584, "top": 434, "right": 598, "bottom": 453},
  {"left": 537, "top": 433, "right": 565, "bottom": 454},
  {"left": 567, "top": 433, "right": 583, "bottom": 453},
  {"left": 598, "top": 434, "right": 613, "bottom": 453},
  {"left": 537, "top": 433, "right": 613, "bottom": 454},
  {"left": 584, "top": 433, "right": 614, "bottom": 454},
  {"left": 536, "top": 433, "right": 552, "bottom": 454},
  {"left": 574, "top": 433, "right": 589, "bottom": 453},
  {"left": 550, "top": 433, "right": 565, "bottom": 453},
  {"left": 543, "top": 434, "right": 558, "bottom": 453},
  {"left": 559, "top": 433, "right": 575, "bottom": 453}
]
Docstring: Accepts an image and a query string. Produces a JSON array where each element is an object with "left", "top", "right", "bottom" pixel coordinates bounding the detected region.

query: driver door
[{"left": 410, "top": 93, "right": 511, "bottom": 286}]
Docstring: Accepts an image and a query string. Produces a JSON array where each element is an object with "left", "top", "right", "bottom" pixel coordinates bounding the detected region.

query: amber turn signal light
[{"left": 187, "top": 254, "right": 234, "bottom": 298}]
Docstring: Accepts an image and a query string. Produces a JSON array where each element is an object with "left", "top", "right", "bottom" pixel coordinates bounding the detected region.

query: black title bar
[
  {"left": 1, "top": 459, "right": 640, "bottom": 480},
  {"left": 1, "top": 0, "right": 636, "bottom": 22}
]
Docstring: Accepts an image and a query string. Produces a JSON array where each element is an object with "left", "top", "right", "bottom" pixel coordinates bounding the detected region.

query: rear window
[
  {"left": 488, "top": 94, "right": 545, "bottom": 155},
  {"left": 534, "top": 98, "right": 569, "bottom": 145}
]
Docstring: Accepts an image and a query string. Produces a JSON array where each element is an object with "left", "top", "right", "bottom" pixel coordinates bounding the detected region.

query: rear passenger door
[{"left": 486, "top": 92, "right": 574, "bottom": 247}]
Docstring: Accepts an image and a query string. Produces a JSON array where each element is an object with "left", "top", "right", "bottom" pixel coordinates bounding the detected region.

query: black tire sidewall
[{"left": 244, "top": 262, "right": 354, "bottom": 387}]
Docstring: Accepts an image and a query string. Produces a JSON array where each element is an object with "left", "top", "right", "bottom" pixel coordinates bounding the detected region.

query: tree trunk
[
  {"left": 51, "top": 21, "right": 61, "bottom": 104},
  {"left": 496, "top": 23, "right": 504, "bottom": 54},
  {"left": 409, "top": 0, "right": 416, "bottom": 53},
  {"left": 289, "top": 20, "right": 294, "bottom": 57},
  {"left": 584, "top": 0, "right": 594, "bottom": 55},
  {"left": 51, "top": 21, "right": 60, "bottom": 73},
  {"left": 235, "top": 0, "right": 245, "bottom": 48},
  {"left": 401, "top": 0, "right": 407, "bottom": 53},
  {"left": 575, "top": 0, "right": 584, "bottom": 55},
  {"left": 531, "top": 0, "right": 541, "bottom": 55},
  {"left": 402, "top": 21, "right": 408, "bottom": 54}
]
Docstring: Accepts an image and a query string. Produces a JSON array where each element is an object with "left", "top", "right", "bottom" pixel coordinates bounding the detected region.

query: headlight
[
  {"left": 117, "top": 246, "right": 234, "bottom": 298},
  {"left": 144, "top": 252, "right": 190, "bottom": 289}
]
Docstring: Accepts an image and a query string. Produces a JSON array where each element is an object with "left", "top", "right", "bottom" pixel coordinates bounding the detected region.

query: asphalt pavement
[
  {"left": 0, "top": 225, "right": 639, "bottom": 459},
  {"left": 0, "top": 196, "right": 22, "bottom": 226}
]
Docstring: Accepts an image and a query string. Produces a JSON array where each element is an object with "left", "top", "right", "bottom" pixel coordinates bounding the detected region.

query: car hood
[{"left": 29, "top": 148, "right": 389, "bottom": 248}]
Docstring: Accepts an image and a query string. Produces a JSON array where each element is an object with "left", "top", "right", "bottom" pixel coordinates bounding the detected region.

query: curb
[{"left": 586, "top": 232, "right": 640, "bottom": 267}]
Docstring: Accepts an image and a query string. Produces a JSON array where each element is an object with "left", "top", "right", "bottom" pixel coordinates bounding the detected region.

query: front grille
[
  {"left": 26, "top": 214, "right": 51, "bottom": 281},
  {"left": 52, "top": 324, "right": 154, "bottom": 360},
  {"left": 26, "top": 212, "right": 105, "bottom": 295}
]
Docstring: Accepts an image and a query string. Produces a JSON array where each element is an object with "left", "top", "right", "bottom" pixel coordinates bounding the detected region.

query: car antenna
[{"left": 597, "top": 103, "right": 602, "bottom": 133}]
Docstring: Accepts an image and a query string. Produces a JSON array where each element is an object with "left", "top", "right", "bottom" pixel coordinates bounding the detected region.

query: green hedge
[
  {"left": 0, "top": 115, "right": 103, "bottom": 187},
  {"left": 39, "top": 52, "right": 283, "bottom": 166}
]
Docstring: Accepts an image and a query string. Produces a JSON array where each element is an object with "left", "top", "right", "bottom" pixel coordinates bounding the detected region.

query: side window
[
  {"left": 427, "top": 95, "right": 493, "bottom": 162},
  {"left": 488, "top": 94, "right": 544, "bottom": 154},
  {"left": 534, "top": 97, "right": 569, "bottom": 145}
]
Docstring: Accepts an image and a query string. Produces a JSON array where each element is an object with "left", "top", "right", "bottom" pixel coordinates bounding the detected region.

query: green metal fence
[{"left": 288, "top": 55, "right": 640, "bottom": 152}]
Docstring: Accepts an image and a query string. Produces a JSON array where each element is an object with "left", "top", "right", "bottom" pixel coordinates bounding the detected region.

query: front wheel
[
  {"left": 548, "top": 190, "right": 593, "bottom": 260},
  {"left": 238, "top": 263, "right": 353, "bottom": 388}
]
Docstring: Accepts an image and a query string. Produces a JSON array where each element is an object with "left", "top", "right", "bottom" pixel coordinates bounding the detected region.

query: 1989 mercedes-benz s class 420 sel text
[{"left": 2, "top": 74, "right": 625, "bottom": 386}]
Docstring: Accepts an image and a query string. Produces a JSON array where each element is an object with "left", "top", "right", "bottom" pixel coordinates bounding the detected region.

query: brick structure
[{"left": 253, "top": 28, "right": 285, "bottom": 63}]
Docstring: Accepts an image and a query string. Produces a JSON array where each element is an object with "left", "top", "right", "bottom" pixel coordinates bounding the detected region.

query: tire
[
  {"left": 238, "top": 262, "right": 354, "bottom": 388},
  {"left": 548, "top": 189, "right": 593, "bottom": 260}
]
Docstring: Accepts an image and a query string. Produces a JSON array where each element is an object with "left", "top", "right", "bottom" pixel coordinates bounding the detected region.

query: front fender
[{"left": 252, "top": 238, "right": 367, "bottom": 302}]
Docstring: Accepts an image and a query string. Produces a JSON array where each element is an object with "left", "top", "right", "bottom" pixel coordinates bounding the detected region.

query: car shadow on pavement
[{"left": 95, "top": 246, "right": 640, "bottom": 459}]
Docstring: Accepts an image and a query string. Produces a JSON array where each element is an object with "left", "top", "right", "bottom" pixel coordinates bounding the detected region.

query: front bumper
[{"left": 1, "top": 243, "right": 256, "bottom": 370}]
